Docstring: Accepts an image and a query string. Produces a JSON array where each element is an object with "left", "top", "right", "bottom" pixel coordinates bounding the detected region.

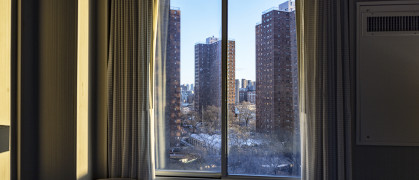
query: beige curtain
[
  {"left": 296, "top": 0, "right": 352, "bottom": 179},
  {"left": 107, "top": 0, "right": 159, "bottom": 179}
]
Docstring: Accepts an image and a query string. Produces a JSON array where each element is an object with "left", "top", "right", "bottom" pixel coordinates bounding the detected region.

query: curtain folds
[
  {"left": 153, "top": 0, "right": 170, "bottom": 169},
  {"left": 107, "top": 0, "right": 159, "bottom": 179},
  {"left": 296, "top": 0, "right": 352, "bottom": 180}
]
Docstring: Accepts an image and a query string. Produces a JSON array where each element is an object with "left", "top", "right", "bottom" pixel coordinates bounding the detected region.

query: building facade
[
  {"left": 241, "top": 79, "right": 248, "bottom": 89},
  {"left": 167, "top": 9, "right": 182, "bottom": 147},
  {"left": 247, "top": 80, "right": 252, "bottom": 89},
  {"left": 227, "top": 41, "right": 236, "bottom": 106},
  {"left": 247, "top": 91, "right": 256, "bottom": 104},
  {"left": 239, "top": 88, "right": 247, "bottom": 103},
  {"left": 238, "top": 88, "right": 256, "bottom": 104},
  {"left": 194, "top": 37, "right": 236, "bottom": 113},
  {"left": 255, "top": 2, "right": 298, "bottom": 137},
  {"left": 235, "top": 79, "right": 240, "bottom": 104}
]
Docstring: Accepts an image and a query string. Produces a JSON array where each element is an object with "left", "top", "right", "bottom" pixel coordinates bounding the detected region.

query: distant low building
[
  {"left": 181, "top": 89, "right": 194, "bottom": 106},
  {"left": 247, "top": 91, "right": 256, "bottom": 104},
  {"left": 187, "top": 91, "right": 194, "bottom": 104},
  {"left": 238, "top": 88, "right": 256, "bottom": 104},
  {"left": 239, "top": 88, "right": 248, "bottom": 102},
  {"left": 181, "top": 84, "right": 188, "bottom": 92}
]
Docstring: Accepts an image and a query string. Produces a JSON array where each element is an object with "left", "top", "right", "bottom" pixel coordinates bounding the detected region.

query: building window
[{"left": 155, "top": 0, "right": 299, "bottom": 179}]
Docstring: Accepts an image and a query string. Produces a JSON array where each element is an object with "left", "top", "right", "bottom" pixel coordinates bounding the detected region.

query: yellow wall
[
  {"left": 77, "top": 0, "right": 90, "bottom": 179},
  {"left": 0, "top": 0, "right": 11, "bottom": 179},
  {"left": 0, "top": 1, "right": 91, "bottom": 178}
]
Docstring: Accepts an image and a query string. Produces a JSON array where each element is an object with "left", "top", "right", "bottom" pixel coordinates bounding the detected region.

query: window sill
[
  {"left": 156, "top": 177, "right": 215, "bottom": 180},
  {"left": 156, "top": 175, "right": 300, "bottom": 180}
]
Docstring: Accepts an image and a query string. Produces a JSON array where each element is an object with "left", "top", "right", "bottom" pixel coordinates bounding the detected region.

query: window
[
  {"left": 155, "top": 0, "right": 222, "bottom": 173},
  {"left": 155, "top": 0, "right": 299, "bottom": 179}
]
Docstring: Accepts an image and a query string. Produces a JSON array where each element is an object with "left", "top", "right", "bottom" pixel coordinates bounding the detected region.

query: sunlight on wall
[
  {"left": 0, "top": 0, "right": 11, "bottom": 179},
  {"left": 77, "top": 0, "right": 90, "bottom": 179}
]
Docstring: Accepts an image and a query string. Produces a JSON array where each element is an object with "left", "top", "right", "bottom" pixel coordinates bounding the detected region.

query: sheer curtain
[
  {"left": 153, "top": 0, "right": 170, "bottom": 170},
  {"left": 107, "top": 0, "right": 159, "bottom": 179},
  {"left": 296, "top": 0, "right": 353, "bottom": 179}
]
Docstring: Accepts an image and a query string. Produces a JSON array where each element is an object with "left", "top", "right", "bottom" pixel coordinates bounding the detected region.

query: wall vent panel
[{"left": 357, "top": 2, "right": 419, "bottom": 146}]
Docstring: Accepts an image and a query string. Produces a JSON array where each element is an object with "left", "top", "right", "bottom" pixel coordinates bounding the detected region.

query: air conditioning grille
[{"left": 367, "top": 16, "right": 419, "bottom": 32}]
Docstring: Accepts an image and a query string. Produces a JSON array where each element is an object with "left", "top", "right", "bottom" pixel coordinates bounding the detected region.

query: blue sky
[{"left": 171, "top": 0, "right": 287, "bottom": 85}]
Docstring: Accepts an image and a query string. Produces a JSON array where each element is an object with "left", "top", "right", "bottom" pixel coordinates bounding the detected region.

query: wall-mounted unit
[
  {"left": 357, "top": 1, "right": 419, "bottom": 146},
  {"left": 0, "top": 125, "right": 9, "bottom": 153}
]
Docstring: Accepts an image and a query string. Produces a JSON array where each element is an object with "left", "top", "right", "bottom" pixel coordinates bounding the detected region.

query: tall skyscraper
[
  {"left": 247, "top": 80, "right": 252, "bottom": 87},
  {"left": 255, "top": 1, "right": 298, "bottom": 137},
  {"left": 241, "top": 79, "right": 248, "bottom": 89},
  {"left": 249, "top": 81, "right": 256, "bottom": 91},
  {"left": 246, "top": 79, "right": 252, "bottom": 90},
  {"left": 167, "top": 9, "right": 181, "bottom": 147},
  {"left": 194, "top": 37, "right": 236, "bottom": 113},
  {"left": 227, "top": 41, "right": 236, "bottom": 106},
  {"left": 235, "top": 79, "right": 240, "bottom": 104}
]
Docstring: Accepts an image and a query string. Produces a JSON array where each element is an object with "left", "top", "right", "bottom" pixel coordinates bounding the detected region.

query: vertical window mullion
[{"left": 221, "top": 0, "right": 228, "bottom": 178}]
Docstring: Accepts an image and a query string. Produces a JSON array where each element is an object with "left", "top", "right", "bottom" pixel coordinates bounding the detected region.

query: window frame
[{"left": 155, "top": 0, "right": 300, "bottom": 179}]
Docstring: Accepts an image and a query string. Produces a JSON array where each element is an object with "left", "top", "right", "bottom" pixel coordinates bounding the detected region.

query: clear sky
[{"left": 171, "top": 0, "right": 287, "bottom": 85}]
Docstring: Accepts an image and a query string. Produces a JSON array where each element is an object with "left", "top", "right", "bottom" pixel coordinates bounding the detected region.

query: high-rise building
[
  {"left": 167, "top": 9, "right": 181, "bottom": 147},
  {"left": 194, "top": 37, "right": 236, "bottom": 113},
  {"left": 249, "top": 81, "right": 256, "bottom": 91},
  {"left": 235, "top": 79, "right": 240, "bottom": 104},
  {"left": 255, "top": 1, "right": 298, "bottom": 136},
  {"left": 206, "top": 36, "right": 219, "bottom": 44},
  {"left": 278, "top": 0, "right": 295, "bottom": 11},
  {"left": 227, "top": 41, "right": 236, "bottom": 106},
  {"left": 241, "top": 79, "right": 248, "bottom": 89}
]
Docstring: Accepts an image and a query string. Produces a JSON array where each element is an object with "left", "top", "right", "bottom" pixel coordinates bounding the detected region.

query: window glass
[
  {"left": 155, "top": 0, "right": 300, "bottom": 177},
  {"left": 228, "top": 0, "right": 300, "bottom": 177},
  {"left": 155, "top": 0, "right": 222, "bottom": 172}
]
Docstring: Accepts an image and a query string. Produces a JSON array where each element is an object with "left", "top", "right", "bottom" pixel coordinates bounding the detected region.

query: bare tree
[
  {"left": 183, "top": 110, "right": 201, "bottom": 134},
  {"left": 237, "top": 102, "right": 255, "bottom": 127},
  {"left": 202, "top": 105, "right": 220, "bottom": 135}
]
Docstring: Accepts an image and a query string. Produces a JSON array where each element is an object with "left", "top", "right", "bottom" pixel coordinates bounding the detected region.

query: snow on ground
[{"left": 190, "top": 133, "right": 262, "bottom": 150}]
